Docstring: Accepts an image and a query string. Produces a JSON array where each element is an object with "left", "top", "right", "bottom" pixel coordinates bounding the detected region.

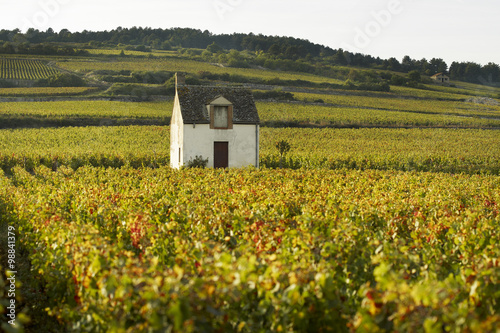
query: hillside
[
  {"left": 1, "top": 45, "right": 500, "bottom": 132},
  {"left": 1, "top": 27, "right": 500, "bottom": 86}
]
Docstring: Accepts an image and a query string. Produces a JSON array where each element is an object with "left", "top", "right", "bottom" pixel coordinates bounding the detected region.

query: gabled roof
[
  {"left": 176, "top": 85, "right": 260, "bottom": 124},
  {"left": 431, "top": 73, "right": 449, "bottom": 78}
]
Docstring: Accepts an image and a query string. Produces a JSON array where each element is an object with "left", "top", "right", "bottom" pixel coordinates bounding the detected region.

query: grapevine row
[
  {"left": 1, "top": 166, "right": 498, "bottom": 332},
  {"left": 1, "top": 126, "right": 499, "bottom": 175},
  {"left": 1, "top": 99, "right": 499, "bottom": 129},
  {"left": 0, "top": 58, "right": 58, "bottom": 80}
]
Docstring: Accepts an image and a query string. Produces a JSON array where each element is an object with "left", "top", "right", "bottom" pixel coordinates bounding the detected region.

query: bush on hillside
[
  {"left": 104, "top": 83, "right": 168, "bottom": 98},
  {"left": 252, "top": 89, "right": 296, "bottom": 101},
  {"left": 34, "top": 72, "right": 86, "bottom": 87},
  {"left": 0, "top": 79, "right": 16, "bottom": 88}
]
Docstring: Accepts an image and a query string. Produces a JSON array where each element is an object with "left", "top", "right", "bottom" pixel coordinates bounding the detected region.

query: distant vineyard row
[
  {"left": 0, "top": 58, "right": 58, "bottom": 80},
  {"left": 1, "top": 100, "right": 500, "bottom": 129},
  {"left": 0, "top": 87, "right": 98, "bottom": 97},
  {"left": 1, "top": 126, "right": 499, "bottom": 175}
]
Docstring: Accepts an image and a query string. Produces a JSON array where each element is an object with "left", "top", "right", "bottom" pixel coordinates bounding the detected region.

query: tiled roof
[
  {"left": 431, "top": 73, "right": 448, "bottom": 77},
  {"left": 177, "top": 85, "right": 260, "bottom": 124}
]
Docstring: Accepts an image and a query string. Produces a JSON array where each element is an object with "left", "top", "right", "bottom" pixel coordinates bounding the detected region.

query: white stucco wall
[
  {"left": 170, "top": 93, "right": 184, "bottom": 169},
  {"left": 183, "top": 124, "right": 259, "bottom": 168}
]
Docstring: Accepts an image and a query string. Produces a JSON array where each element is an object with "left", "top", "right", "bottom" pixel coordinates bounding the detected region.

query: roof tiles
[{"left": 177, "top": 85, "right": 260, "bottom": 124}]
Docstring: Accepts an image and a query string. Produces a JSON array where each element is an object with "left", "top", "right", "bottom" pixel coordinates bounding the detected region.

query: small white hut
[
  {"left": 431, "top": 73, "right": 450, "bottom": 84},
  {"left": 170, "top": 73, "right": 260, "bottom": 169}
]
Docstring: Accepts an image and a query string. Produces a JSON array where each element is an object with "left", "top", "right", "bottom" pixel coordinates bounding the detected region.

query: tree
[
  {"left": 201, "top": 50, "right": 213, "bottom": 62},
  {"left": 1, "top": 42, "right": 15, "bottom": 54},
  {"left": 429, "top": 58, "right": 448, "bottom": 74},
  {"left": 464, "top": 62, "right": 482, "bottom": 83},
  {"left": 408, "top": 70, "right": 421, "bottom": 83},
  {"left": 207, "top": 42, "right": 223, "bottom": 53},
  {"left": 386, "top": 57, "right": 401, "bottom": 71},
  {"left": 401, "top": 55, "right": 415, "bottom": 72},
  {"left": 160, "top": 41, "right": 172, "bottom": 50},
  {"left": 390, "top": 74, "right": 406, "bottom": 86},
  {"left": 333, "top": 49, "right": 348, "bottom": 65},
  {"left": 59, "top": 29, "right": 72, "bottom": 41},
  {"left": 268, "top": 43, "right": 282, "bottom": 57},
  {"left": 449, "top": 62, "right": 464, "bottom": 80},
  {"left": 276, "top": 140, "right": 291, "bottom": 168},
  {"left": 416, "top": 58, "right": 429, "bottom": 74},
  {"left": 347, "top": 69, "right": 361, "bottom": 82},
  {"left": 135, "top": 45, "right": 148, "bottom": 52},
  {"left": 218, "top": 53, "right": 228, "bottom": 64},
  {"left": 227, "top": 50, "right": 247, "bottom": 67},
  {"left": 481, "top": 62, "right": 500, "bottom": 83}
]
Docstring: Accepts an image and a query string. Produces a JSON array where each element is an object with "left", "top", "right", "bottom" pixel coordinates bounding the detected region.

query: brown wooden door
[{"left": 214, "top": 142, "right": 229, "bottom": 168}]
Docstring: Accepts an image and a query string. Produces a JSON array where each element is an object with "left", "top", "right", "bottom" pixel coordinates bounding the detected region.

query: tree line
[
  {"left": 0, "top": 27, "right": 499, "bottom": 84},
  {"left": 0, "top": 42, "right": 88, "bottom": 56}
]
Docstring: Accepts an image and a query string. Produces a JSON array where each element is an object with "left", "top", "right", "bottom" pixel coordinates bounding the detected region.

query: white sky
[{"left": 1, "top": 0, "right": 499, "bottom": 66}]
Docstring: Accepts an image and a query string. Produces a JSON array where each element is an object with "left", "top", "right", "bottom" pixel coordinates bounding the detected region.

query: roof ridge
[{"left": 180, "top": 84, "right": 248, "bottom": 89}]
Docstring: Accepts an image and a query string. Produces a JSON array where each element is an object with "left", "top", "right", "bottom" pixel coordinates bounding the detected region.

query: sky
[{"left": 1, "top": 0, "right": 499, "bottom": 66}]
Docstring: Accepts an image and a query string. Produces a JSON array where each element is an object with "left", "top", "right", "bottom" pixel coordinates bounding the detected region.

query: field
[
  {"left": 1, "top": 49, "right": 500, "bottom": 332},
  {"left": 0, "top": 126, "right": 499, "bottom": 176},
  {"left": 0, "top": 101, "right": 171, "bottom": 119},
  {"left": 1, "top": 166, "right": 499, "bottom": 332},
  {"left": 85, "top": 48, "right": 178, "bottom": 57},
  {"left": 0, "top": 87, "right": 98, "bottom": 97},
  {"left": 0, "top": 101, "right": 172, "bottom": 128},
  {"left": 55, "top": 57, "right": 345, "bottom": 84},
  {"left": 2, "top": 98, "right": 500, "bottom": 129},
  {"left": 0, "top": 58, "right": 59, "bottom": 80},
  {"left": 257, "top": 102, "right": 500, "bottom": 129}
]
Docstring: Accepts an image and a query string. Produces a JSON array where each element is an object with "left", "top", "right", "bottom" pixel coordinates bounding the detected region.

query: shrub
[
  {"left": 34, "top": 73, "right": 86, "bottom": 87},
  {"left": 390, "top": 74, "right": 407, "bottom": 86},
  {"left": 103, "top": 83, "right": 168, "bottom": 98},
  {"left": 252, "top": 89, "right": 296, "bottom": 101},
  {"left": 0, "top": 79, "right": 16, "bottom": 88},
  {"left": 186, "top": 155, "right": 209, "bottom": 168},
  {"left": 132, "top": 71, "right": 173, "bottom": 84}
]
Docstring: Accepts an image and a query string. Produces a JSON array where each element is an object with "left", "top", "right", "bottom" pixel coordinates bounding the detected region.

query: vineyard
[
  {"left": 0, "top": 166, "right": 498, "bottom": 332},
  {"left": 0, "top": 101, "right": 172, "bottom": 129},
  {"left": 2, "top": 99, "right": 500, "bottom": 130},
  {"left": 85, "top": 48, "right": 177, "bottom": 57},
  {"left": 55, "top": 57, "right": 343, "bottom": 84},
  {"left": 0, "top": 58, "right": 58, "bottom": 80},
  {"left": 257, "top": 102, "right": 500, "bottom": 129},
  {"left": 0, "top": 87, "right": 98, "bottom": 97},
  {"left": 1, "top": 126, "right": 500, "bottom": 176},
  {"left": 291, "top": 91, "right": 500, "bottom": 118},
  {"left": 0, "top": 101, "right": 171, "bottom": 119},
  {"left": 1, "top": 47, "right": 500, "bottom": 332}
]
